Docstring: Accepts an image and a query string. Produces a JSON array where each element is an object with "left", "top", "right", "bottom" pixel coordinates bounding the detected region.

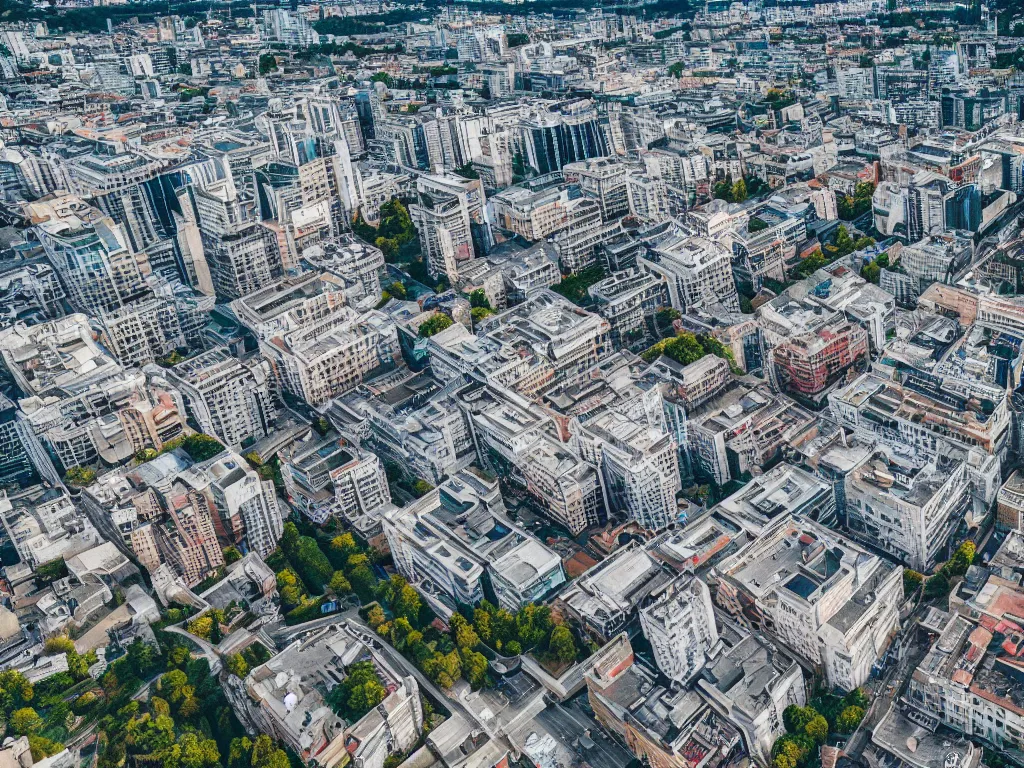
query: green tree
[
  {"left": 731, "top": 177, "right": 748, "bottom": 202},
  {"left": 326, "top": 661, "right": 387, "bottom": 721},
  {"left": 418, "top": 314, "right": 454, "bottom": 338},
  {"left": 223, "top": 546, "right": 242, "bottom": 565},
  {"left": 63, "top": 466, "right": 96, "bottom": 487},
  {"left": 924, "top": 570, "right": 951, "bottom": 599},
  {"left": 42, "top": 636, "right": 75, "bottom": 655},
  {"left": 836, "top": 705, "right": 865, "bottom": 733},
  {"left": 461, "top": 649, "right": 489, "bottom": 689},
  {"left": 783, "top": 705, "right": 817, "bottom": 734},
  {"left": 548, "top": 625, "right": 577, "bottom": 664},
  {"left": 258, "top": 53, "right": 277, "bottom": 74},
  {"left": 227, "top": 654, "right": 248, "bottom": 678},
  {"left": 9, "top": 707, "right": 43, "bottom": 735},
  {"left": 330, "top": 571, "right": 352, "bottom": 594},
  {"left": 805, "top": 715, "right": 829, "bottom": 744},
  {"left": 469, "top": 289, "right": 491, "bottom": 310}
]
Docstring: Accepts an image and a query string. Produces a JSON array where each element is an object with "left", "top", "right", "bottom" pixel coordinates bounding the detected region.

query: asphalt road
[{"left": 535, "top": 699, "right": 634, "bottom": 768}]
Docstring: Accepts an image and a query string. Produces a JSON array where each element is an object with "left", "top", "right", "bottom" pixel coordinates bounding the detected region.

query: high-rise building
[
  {"left": 204, "top": 454, "right": 283, "bottom": 557},
  {"left": 165, "top": 348, "right": 277, "bottom": 449},
  {"left": 26, "top": 195, "right": 151, "bottom": 315},
  {"left": 410, "top": 174, "right": 489, "bottom": 280},
  {"left": 181, "top": 177, "right": 283, "bottom": 301},
  {"left": 639, "top": 229, "right": 741, "bottom": 314},
  {"left": 639, "top": 574, "right": 718, "bottom": 684}
]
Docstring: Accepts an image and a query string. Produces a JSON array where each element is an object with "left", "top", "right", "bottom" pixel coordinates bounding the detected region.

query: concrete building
[
  {"left": 166, "top": 348, "right": 277, "bottom": 449},
  {"left": 846, "top": 451, "right": 970, "bottom": 571},
  {"left": 242, "top": 623, "right": 423, "bottom": 768},
  {"left": 639, "top": 574, "right": 719, "bottom": 684},
  {"left": 281, "top": 438, "right": 390, "bottom": 525},
  {"left": 640, "top": 228, "right": 741, "bottom": 314},
  {"left": 558, "top": 542, "right": 672, "bottom": 641},
  {"left": 588, "top": 269, "right": 670, "bottom": 350},
  {"left": 714, "top": 513, "right": 902, "bottom": 691},
  {"left": 696, "top": 628, "right": 807, "bottom": 766},
  {"left": 26, "top": 194, "right": 150, "bottom": 315},
  {"left": 571, "top": 407, "right": 681, "bottom": 532},
  {"left": 587, "top": 634, "right": 743, "bottom": 768},
  {"left": 203, "top": 454, "right": 283, "bottom": 558},
  {"left": 383, "top": 468, "right": 565, "bottom": 614},
  {"left": 232, "top": 275, "right": 400, "bottom": 407}
]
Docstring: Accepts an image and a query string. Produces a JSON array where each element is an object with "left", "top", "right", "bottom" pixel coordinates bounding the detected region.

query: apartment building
[
  {"left": 489, "top": 184, "right": 579, "bottom": 241},
  {"left": 639, "top": 229, "right": 741, "bottom": 314},
  {"left": 907, "top": 593, "right": 1024, "bottom": 752},
  {"left": 550, "top": 197, "right": 614, "bottom": 272},
  {"left": 184, "top": 177, "right": 283, "bottom": 301},
  {"left": 684, "top": 383, "right": 817, "bottom": 487},
  {"left": 759, "top": 291, "right": 869, "bottom": 400},
  {"left": 383, "top": 468, "right": 564, "bottom": 614},
  {"left": 478, "top": 288, "right": 611, "bottom": 390},
  {"left": 559, "top": 541, "right": 672, "bottom": 641},
  {"left": 151, "top": 490, "right": 225, "bottom": 588},
  {"left": 98, "top": 283, "right": 215, "bottom": 367},
  {"left": 166, "top": 347, "right": 277, "bottom": 449},
  {"left": 845, "top": 451, "right": 970, "bottom": 571},
  {"left": 696, "top": 628, "right": 807, "bottom": 766},
  {"left": 519, "top": 433, "right": 607, "bottom": 535},
  {"left": 714, "top": 513, "right": 902, "bottom": 691},
  {"left": 588, "top": 269, "right": 670, "bottom": 349},
  {"left": 281, "top": 438, "right": 390, "bottom": 525},
  {"left": 571, "top": 408, "right": 681, "bottom": 532},
  {"left": 715, "top": 463, "right": 837, "bottom": 533},
  {"left": 232, "top": 275, "right": 400, "bottom": 407},
  {"left": 411, "top": 173, "right": 489, "bottom": 281},
  {"left": 0, "top": 485, "right": 101, "bottom": 570},
  {"left": 563, "top": 157, "right": 630, "bottom": 220},
  {"left": 243, "top": 624, "right": 422, "bottom": 768},
  {"left": 26, "top": 194, "right": 151, "bottom": 314},
  {"left": 829, "top": 373, "right": 1008, "bottom": 495},
  {"left": 996, "top": 470, "right": 1024, "bottom": 531},
  {"left": 639, "top": 574, "right": 719, "bottom": 684},
  {"left": 339, "top": 376, "right": 475, "bottom": 487},
  {"left": 203, "top": 454, "right": 283, "bottom": 558},
  {"left": 587, "top": 635, "right": 742, "bottom": 768}
]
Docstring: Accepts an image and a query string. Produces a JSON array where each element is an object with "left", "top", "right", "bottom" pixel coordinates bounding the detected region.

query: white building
[{"left": 639, "top": 574, "right": 718, "bottom": 684}]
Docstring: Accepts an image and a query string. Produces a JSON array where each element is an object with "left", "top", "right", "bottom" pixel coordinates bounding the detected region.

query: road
[
  {"left": 844, "top": 612, "right": 930, "bottom": 759},
  {"left": 535, "top": 699, "right": 634, "bottom": 768}
]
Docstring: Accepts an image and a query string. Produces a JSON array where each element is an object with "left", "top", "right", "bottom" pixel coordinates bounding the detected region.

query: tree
[
  {"left": 805, "top": 715, "right": 829, "bottom": 745},
  {"left": 924, "top": 570, "right": 950, "bottom": 599},
  {"left": 366, "top": 605, "right": 387, "bottom": 629},
  {"left": 469, "top": 289, "right": 491, "bottom": 310},
  {"left": 836, "top": 705, "right": 865, "bottom": 733},
  {"left": 455, "top": 623, "right": 480, "bottom": 651},
  {"left": 412, "top": 479, "right": 434, "bottom": 497},
  {"left": 63, "top": 466, "right": 96, "bottom": 487},
  {"left": 731, "top": 178, "right": 748, "bottom": 202},
  {"left": 326, "top": 661, "right": 386, "bottom": 721},
  {"left": 258, "top": 53, "right": 277, "bottom": 74},
  {"left": 548, "top": 625, "right": 577, "bottom": 664},
  {"left": 394, "top": 584, "right": 422, "bottom": 624},
  {"left": 0, "top": 671, "right": 36, "bottom": 718},
  {"left": 349, "top": 566, "right": 377, "bottom": 603},
  {"left": 223, "top": 546, "right": 242, "bottom": 565},
  {"left": 783, "top": 705, "right": 817, "bottom": 734},
  {"left": 276, "top": 568, "right": 304, "bottom": 607},
  {"left": 418, "top": 314, "right": 454, "bottom": 338},
  {"left": 845, "top": 688, "right": 870, "bottom": 709},
  {"left": 181, "top": 434, "right": 224, "bottom": 461},
  {"left": 948, "top": 541, "right": 976, "bottom": 577},
  {"left": 226, "top": 654, "right": 248, "bottom": 678},
  {"left": 9, "top": 707, "right": 43, "bottom": 735},
  {"left": 42, "top": 636, "right": 75, "bottom": 655},
  {"left": 330, "top": 571, "right": 352, "bottom": 594},
  {"left": 461, "top": 649, "right": 489, "bottom": 689}
]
